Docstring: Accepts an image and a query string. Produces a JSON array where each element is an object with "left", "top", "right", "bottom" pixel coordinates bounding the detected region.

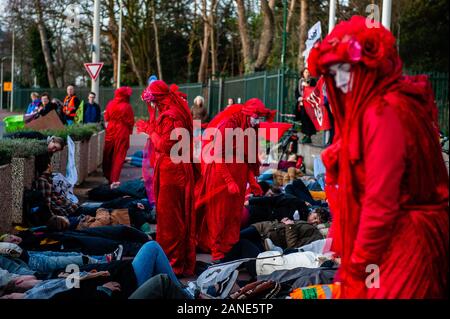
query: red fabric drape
[
  {"left": 103, "top": 87, "right": 135, "bottom": 183},
  {"left": 195, "top": 99, "right": 275, "bottom": 260},
  {"left": 138, "top": 80, "right": 196, "bottom": 276},
  {"left": 309, "top": 16, "right": 449, "bottom": 298}
]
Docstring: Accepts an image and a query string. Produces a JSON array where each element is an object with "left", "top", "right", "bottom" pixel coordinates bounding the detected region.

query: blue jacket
[{"left": 83, "top": 102, "right": 101, "bottom": 123}]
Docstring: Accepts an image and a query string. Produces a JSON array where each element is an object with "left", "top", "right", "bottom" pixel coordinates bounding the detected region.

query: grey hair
[{"left": 194, "top": 96, "right": 204, "bottom": 106}]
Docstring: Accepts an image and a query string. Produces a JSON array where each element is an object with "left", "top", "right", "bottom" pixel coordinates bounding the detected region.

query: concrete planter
[
  {"left": 10, "top": 156, "right": 35, "bottom": 225},
  {"left": 74, "top": 140, "right": 89, "bottom": 185},
  {"left": 88, "top": 133, "right": 99, "bottom": 174},
  {"left": 0, "top": 164, "right": 12, "bottom": 234},
  {"left": 97, "top": 130, "right": 105, "bottom": 168},
  {"left": 51, "top": 146, "right": 68, "bottom": 175}
]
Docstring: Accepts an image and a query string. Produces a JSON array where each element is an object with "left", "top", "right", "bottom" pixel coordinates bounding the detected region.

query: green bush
[
  {"left": 7, "top": 123, "right": 104, "bottom": 142},
  {"left": 0, "top": 138, "right": 48, "bottom": 166}
]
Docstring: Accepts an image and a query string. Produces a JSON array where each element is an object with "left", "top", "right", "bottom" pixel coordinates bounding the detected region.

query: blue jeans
[
  {"left": 27, "top": 251, "right": 105, "bottom": 273},
  {"left": 131, "top": 241, "right": 180, "bottom": 287}
]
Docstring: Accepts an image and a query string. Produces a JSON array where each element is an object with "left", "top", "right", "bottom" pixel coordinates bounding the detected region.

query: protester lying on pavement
[
  {"left": 87, "top": 178, "right": 147, "bottom": 201},
  {"left": 0, "top": 237, "right": 123, "bottom": 273},
  {"left": 0, "top": 241, "right": 194, "bottom": 299},
  {"left": 10, "top": 225, "right": 151, "bottom": 257},
  {"left": 218, "top": 217, "right": 326, "bottom": 278}
]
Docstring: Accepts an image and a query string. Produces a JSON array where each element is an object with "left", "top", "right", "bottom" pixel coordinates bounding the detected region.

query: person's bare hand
[
  {"left": 110, "top": 182, "right": 121, "bottom": 189},
  {"left": 281, "top": 218, "right": 294, "bottom": 225},
  {"left": 13, "top": 275, "right": 37, "bottom": 285},
  {"left": 103, "top": 282, "right": 121, "bottom": 292},
  {"left": 137, "top": 203, "right": 145, "bottom": 210}
]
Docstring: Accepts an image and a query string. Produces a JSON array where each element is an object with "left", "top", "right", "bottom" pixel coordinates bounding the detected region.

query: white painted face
[{"left": 329, "top": 63, "right": 352, "bottom": 94}]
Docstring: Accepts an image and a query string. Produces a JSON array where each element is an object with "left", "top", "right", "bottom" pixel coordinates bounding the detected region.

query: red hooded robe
[
  {"left": 137, "top": 80, "right": 196, "bottom": 276},
  {"left": 103, "top": 86, "right": 135, "bottom": 183},
  {"left": 308, "top": 16, "right": 448, "bottom": 299},
  {"left": 196, "top": 99, "right": 275, "bottom": 261}
]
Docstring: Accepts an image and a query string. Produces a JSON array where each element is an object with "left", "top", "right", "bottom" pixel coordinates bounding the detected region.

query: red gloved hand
[{"left": 227, "top": 181, "right": 240, "bottom": 195}]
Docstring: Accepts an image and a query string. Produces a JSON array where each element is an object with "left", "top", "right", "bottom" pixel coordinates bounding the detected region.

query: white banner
[{"left": 302, "top": 21, "right": 322, "bottom": 66}]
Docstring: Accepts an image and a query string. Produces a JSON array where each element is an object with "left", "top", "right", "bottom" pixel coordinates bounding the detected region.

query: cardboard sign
[{"left": 25, "top": 110, "right": 65, "bottom": 131}]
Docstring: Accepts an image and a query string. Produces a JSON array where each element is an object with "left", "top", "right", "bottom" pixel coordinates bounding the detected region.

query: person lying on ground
[
  {"left": 0, "top": 241, "right": 193, "bottom": 299},
  {"left": 218, "top": 217, "right": 325, "bottom": 277},
  {"left": 0, "top": 237, "right": 123, "bottom": 273},
  {"left": 77, "top": 197, "right": 155, "bottom": 230},
  {"left": 243, "top": 185, "right": 310, "bottom": 227},
  {"left": 14, "top": 225, "right": 151, "bottom": 258},
  {"left": 124, "top": 150, "right": 144, "bottom": 168},
  {"left": 4, "top": 132, "right": 65, "bottom": 155},
  {"left": 87, "top": 178, "right": 147, "bottom": 201}
]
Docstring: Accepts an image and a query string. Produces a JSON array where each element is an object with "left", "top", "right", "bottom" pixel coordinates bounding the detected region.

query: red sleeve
[
  {"left": 104, "top": 103, "right": 111, "bottom": 122},
  {"left": 124, "top": 104, "right": 135, "bottom": 134},
  {"left": 351, "top": 105, "right": 407, "bottom": 266},
  {"left": 150, "top": 116, "right": 177, "bottom": 154}
]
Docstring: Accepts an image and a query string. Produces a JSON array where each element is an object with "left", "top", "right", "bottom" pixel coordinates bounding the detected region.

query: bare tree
[
  {"left": 286, "top": 0, "right": 297, "bottom": 33},
  {"left": 209, "top": 0, "right": 219, "bottom": 80},
  {"left": 34, "top": 0, "right": 57, "bottom": 87},
  {"left": 235, "top": 0, "right": 275, "bottom": 73},
  {"left": 297, "top": 0, "right": 308, "bottom": 70},
  {"left": 197, "top": 0, "right": 210, "bottom": 83}
]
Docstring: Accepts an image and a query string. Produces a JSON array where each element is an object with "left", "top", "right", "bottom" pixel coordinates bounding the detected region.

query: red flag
[
  {"left": 303, "top": 77, "right": 332, "bottom": 131},
  {"left": 259, "top": 122, "right": 293, "bottom": 143}
]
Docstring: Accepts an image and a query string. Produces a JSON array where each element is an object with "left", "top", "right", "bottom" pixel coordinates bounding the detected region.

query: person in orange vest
[{"left": 62, "top": 85, "right": 81, "bottom": 125}]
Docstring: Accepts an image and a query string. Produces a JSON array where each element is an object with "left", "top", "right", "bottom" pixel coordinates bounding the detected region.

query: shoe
[
  {"left": 264, "top": 238, "right": 283, "bottom": 254},
  {"left": 105, "top": 244, "right": 123, "bottom": 262}
]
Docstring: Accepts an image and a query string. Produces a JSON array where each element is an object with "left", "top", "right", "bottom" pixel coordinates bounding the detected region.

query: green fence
[{"left": 5, "top": 69, "right": 449, "bottom": 134}]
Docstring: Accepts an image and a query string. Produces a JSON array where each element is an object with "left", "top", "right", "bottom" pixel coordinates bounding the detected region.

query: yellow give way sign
[{"left": 3, "top": 82, "right": 12, "bottom": 92}]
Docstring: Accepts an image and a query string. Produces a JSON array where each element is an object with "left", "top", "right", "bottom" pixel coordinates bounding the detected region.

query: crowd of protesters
[{"left": 1, "top": 16, "right": 448, "bottom": 300}]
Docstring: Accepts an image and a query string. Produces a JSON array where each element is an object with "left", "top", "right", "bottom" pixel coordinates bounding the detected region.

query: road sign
[
  {"left": 3, "top": 82, "right": 12, "bottom": 92},
  {"left": 84, "top": 62, "right": 104, "bottom": 81}
]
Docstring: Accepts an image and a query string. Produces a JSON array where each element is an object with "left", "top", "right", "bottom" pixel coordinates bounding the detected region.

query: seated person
[{"left": 31, "top": 156, "right": 79, "bottom": 230}]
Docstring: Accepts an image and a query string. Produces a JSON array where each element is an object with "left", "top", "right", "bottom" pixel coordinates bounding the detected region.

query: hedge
[
  {"left": 0, "top": 123, "right": 104, "bottom": 166},
  {"left": 0, "top": 138, "right": 48, "bottom": 166},
  {"left": 6, "top": 123, "right": 104, "bottom": 142}
]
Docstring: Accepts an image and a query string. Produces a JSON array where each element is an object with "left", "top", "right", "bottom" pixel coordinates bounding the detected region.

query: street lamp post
[
  {"left": 117, "top": 0, "right": 123, "bottom": 88},
  {"left": 91, "top": 0, "right": 100, "bottom": 97},
  {"left": 10, "top": 28, "right": 15, "bottom": 112},
  {"left": 328, "top": 0, "right": 336, "bottom": 34},
  {"left": 0, "top": 57, "right": 9, "bottom": 110},
  {"left": 382, "top": 0, "right": 392, "bottom": 30}
]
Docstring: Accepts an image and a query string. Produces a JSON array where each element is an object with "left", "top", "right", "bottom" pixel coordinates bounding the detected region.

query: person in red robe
[
  {"left": 308, "top": 16, "right": 448, "bottom": 298},
  {"left": 102, "top": 86, "right": 135, "bottom": 184},
  {"left": 196, "top": 98, "right": 276, "bottom": 261},
  {"left": 137, "top": 80, "right": 196, "bottom": 276}
]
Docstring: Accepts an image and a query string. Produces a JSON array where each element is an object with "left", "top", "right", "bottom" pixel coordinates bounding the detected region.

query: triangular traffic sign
[{"left": 84, "top": 62, "right": 104, "bottom": 81}]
